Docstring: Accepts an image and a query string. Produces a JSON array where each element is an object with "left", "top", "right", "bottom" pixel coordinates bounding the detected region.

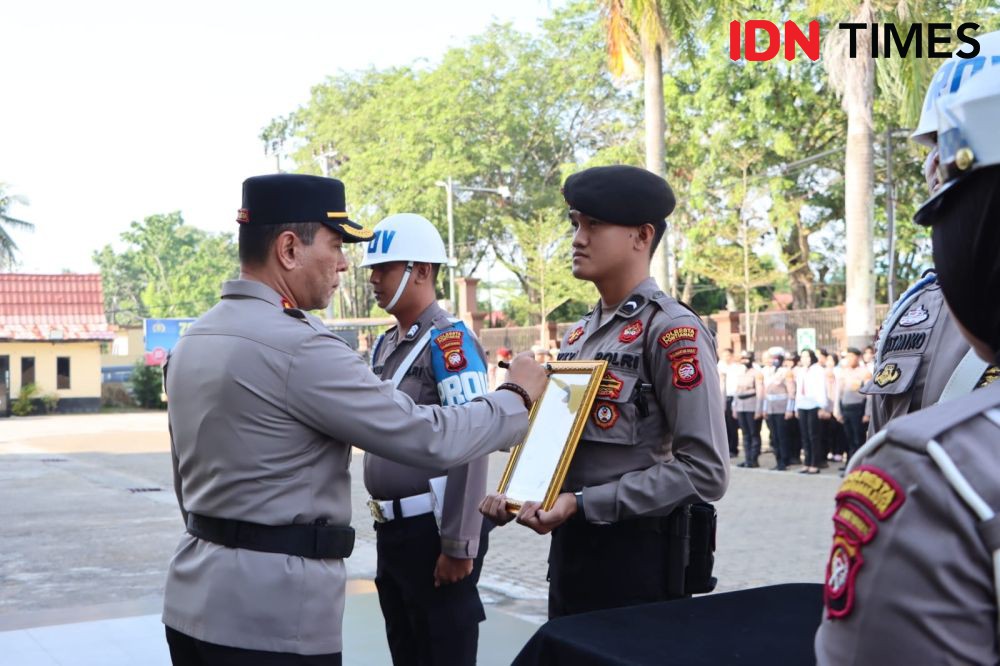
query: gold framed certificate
[{"left": 497, "top": 360, "right": 608, "bottom": 513}]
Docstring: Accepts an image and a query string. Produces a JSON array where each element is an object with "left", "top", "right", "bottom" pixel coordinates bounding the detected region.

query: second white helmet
[
  {"left": 360, "top": 213, "right": 448, "bottom": 267},
  {"left": 911, "top": 30, "right": 1000, "bottom": 147}
]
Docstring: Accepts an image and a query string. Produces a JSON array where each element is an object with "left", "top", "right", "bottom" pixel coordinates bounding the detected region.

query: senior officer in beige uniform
[
  {"left": 863, "top": 33, "right": 1000, "bottom": 436},
  {"left": 815, "top": 59, "right": 1000, "bottom": 664},
  {"left": 162, "top": 174, "right": 545, "bottom": 665},
  {"left": 482, "top": 165, "right": 729, "bottom": 618},
  {"left": 361, "top": 213, "right": 493, "bottom": 665}
]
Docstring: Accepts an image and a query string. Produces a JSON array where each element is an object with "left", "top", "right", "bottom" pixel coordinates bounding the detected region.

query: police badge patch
[
  {"left": 434, "top": 330, "right": 468, "bottom": 372},
  {"left": 825, "top": 532, "right": 864, "bottom": 619},
  {"left": 592, "top": 401, "right": 619, "bottom": 429},
  {"left": 836, "top": 466, "right": 905, "bottom": 520},
  {"left": 873, "top": 363, "right": 902, "bottom": 388},
  {"left": 619, "top": 320, "right": 643, "bottom": 343},
  {"left": 597, "top": 371, "right": 624, "bottom": 400},
  {"left": 567, "top": 326, "right": 585, "bottom": 345},
  {"left": 824, "top": 465, "right": 906, "bottom": 620},
  {"left": 668, "top": 347, "right": 702, "bottom": 390},
  {"left": 898, "top": 304, "right": 930, "bottom": 327}
]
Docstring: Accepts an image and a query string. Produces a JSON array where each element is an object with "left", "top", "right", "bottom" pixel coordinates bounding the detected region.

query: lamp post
[{"left": 435, "top": 178, "right": 510, "bottom": 307}]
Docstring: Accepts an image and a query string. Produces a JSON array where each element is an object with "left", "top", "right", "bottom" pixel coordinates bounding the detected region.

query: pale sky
[{"left": 1, "top": 0, "right": 557, "bottom": 274}]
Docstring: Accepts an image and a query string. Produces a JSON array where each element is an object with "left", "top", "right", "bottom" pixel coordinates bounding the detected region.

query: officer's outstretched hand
[
  {"left": 433, "top": 554, "right": 473, "bottom": 587},
  {"left": 505, "top": 352, "right": 548, "bottom": 404},
  {"left": 479, "top": 493, "right": 516, "bottom": 526},
  {"left": 516, "top": 493, "right": 577, "bottom": 535}
]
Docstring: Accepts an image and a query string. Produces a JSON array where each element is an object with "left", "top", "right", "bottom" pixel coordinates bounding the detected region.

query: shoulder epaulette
[{"left": 885, "top": 384, "right": 1000, "bottom": 451}]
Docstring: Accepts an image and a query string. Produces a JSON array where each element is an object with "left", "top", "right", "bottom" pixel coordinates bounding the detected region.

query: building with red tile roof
[{"left": 0, "top": 274, "right": 115, "bottom": 415}]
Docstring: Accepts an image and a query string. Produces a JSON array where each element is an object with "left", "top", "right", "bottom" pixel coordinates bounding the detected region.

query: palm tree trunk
[
  {"left": 644, "top": 43, "right": 672, "bottom": 296},
  {"left": 843, "top": 0, "right": 876, "bottom": 348}
]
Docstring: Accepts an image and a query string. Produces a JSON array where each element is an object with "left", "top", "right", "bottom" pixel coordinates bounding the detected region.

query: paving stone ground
[{"left": 0, "top": 412, "right": 840, "bottom": 628}]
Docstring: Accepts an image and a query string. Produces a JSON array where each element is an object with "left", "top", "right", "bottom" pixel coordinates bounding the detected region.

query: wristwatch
[{"left": 574, "top": 491, "right": 586, "bottom": 521}]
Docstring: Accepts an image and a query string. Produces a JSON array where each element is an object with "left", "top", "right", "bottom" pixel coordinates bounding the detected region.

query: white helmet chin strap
[{"left": 384, "top": 261, "right": 414, "bottom": 312}]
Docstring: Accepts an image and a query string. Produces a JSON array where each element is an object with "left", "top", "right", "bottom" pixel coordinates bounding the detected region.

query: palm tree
[
  {"left": 599, "top": 0, "right": 690, "bottom": 297},
  {"left": 822, "top": 1, "right": 983, "bottom": 347},
  {"left": 823, "top": 1, "right": 877, "bottom": 348},
  {"left": 0, "top": 184, "right": 34, "bottom": 269}
]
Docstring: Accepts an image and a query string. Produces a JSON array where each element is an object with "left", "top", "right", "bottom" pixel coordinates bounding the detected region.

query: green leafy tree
[
  {"left": 819, "top": 0, "right": 996, "bottom": 343},
  {"left": 661, "top": 9, "right": 848, "bottom": 312},
  {"left": 131, "top": 360, "right": 165, "bottom": 409},
  {"left": 278, "top": 2, "right": 630, "bottom": 317},
  {"left": 93, "top": 212, "right": 238, "bottom": 325},
  {"left": 494, "top": 208, "right": 598, "bottom": 334},
  {"left": 0, "top": 184, "right": 34, "bottom": 269}
]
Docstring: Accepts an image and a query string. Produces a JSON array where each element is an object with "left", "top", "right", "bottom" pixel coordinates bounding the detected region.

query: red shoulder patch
[
  {"left": 824, "top": 465, "right": 906, "bottom": 620},
  {"left": 658, "top": 326, "right": 697, "bottom": 349},
  {"left": 592, "top": 401, "right": 619, "bottom": 429},
  {"left": 825, "top": 532, "right": 864, "bottom": 619},
  {"left": 619, "top": 320, "right": 643, "bottom": 343},
  {"left": 835, "top": 466, "right": 905, "bottom": 521},
  {"left": 435, "top": 330, "right": 467, "bottom": 372},
  {"left": 567, "top": 326, "right": 585, "bottom": 345},
  {"left": 668, "top": 347, "right": 702, "bottom": 390}
]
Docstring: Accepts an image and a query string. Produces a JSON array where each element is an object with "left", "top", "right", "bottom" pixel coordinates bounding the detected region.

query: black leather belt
[{"left": 186, "top": 513, "right": 355, "bottom": 559}]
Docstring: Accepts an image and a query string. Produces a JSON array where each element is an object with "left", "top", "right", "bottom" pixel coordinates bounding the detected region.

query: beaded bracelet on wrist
[{"left": 497, "top": 382, "right": 532, "bottom": 411}]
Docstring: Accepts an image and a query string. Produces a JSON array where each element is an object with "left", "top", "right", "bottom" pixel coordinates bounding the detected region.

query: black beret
[
  {"left": 563, "top": 165, "right": 676, "bottom": 226},
  {"left": 237, "top": 174, "right": 373, "bottom": 243}
]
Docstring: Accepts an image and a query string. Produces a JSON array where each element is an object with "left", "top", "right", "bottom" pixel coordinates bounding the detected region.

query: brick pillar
[
  {"left": 456, "top": 277, "right": 486, "bottom": 336},
  {"left": 710, "top": 311, "right": 743, "bottom": 354}
]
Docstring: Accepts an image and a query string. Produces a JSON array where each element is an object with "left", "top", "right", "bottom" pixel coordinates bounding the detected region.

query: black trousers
[
  {"left": 374, "top": 513, "right": 489, "bottom": 666},
  {"left": 165, "top": 627, "right": 341, "bottom": 666},
  {"left": 724, "top": 397, "right": 739, "bottom": 455},
  {"left": 548, "top": 517, "right": 682, "bottom": 619},
  {"left": 840, "top": 402, "right": 866, "bottom": 459},
  {"left": 765, "top": 413, "right": 791, "bottom": 468},
  {"left": 785, "top": 415, "right": 802, "bottom": 463},
  {"left": 737, "top": 411, "right": 761, "bottom": 464},
  {"left": 797, "top": 408, "right": 821, "bottom": 467}
]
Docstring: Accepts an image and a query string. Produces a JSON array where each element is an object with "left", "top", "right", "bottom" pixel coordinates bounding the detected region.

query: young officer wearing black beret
[{"left": 481, "top": 165, "right": 730, "bottom": 617}]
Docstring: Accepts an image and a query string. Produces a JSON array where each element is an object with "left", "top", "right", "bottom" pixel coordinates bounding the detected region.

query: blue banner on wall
[{"left": 144, "top": 318, "right": 195, "bottom": 366}]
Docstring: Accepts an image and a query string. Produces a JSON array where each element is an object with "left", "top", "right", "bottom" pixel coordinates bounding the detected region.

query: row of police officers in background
[{"left": 162, "top": 28, "right": 1000, "bottom": 666}]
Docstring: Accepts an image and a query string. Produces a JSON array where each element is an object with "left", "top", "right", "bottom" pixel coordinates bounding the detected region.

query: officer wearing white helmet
[
  {"left": 361, "top": 213, "right": 494, "bottom": 665},
  {"left": 862, "top": 30, "right": 1000, "bottom": 437},
  {"left": 815, "top": 48, "right": 1000, "bottom": 663}
]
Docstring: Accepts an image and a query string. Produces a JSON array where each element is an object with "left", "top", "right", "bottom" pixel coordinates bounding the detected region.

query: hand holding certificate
[{"left": 495, "top": 360, "right": 608, "bottom": 513}]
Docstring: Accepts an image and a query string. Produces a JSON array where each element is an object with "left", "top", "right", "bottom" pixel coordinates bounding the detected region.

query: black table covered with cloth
[{"left": 512, "top": 583, "right": 823, "bottom": 665}]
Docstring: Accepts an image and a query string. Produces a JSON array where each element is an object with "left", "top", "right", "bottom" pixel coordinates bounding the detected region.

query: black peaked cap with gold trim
[
  {"left": 236, "top": 174, "right": 373, "bottom": 243},
  {"left": 563, "top": 165, "right": 676, "bottom": 227}
]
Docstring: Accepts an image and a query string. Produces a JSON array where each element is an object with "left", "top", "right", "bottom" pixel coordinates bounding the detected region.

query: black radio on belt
[
  {"left": 632, "top": 382, "right": 654, "bottom": 417},
  {"left": 663, "top": 502, "right": 718, "bottom": 597},
  {"left": 186, "top": 513, "right": 355, "bottom": 559}
]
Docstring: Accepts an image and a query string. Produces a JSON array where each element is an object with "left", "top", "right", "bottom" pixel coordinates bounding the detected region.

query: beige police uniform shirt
[
  {"left": 763, "top": 365, "right": 794, "bottom": 415},
  {"left": 162, "top": 280, "right": 528, "bottom": 655},
  {"left": 815, "top": 381, "right": 1000, "bottom": 665},
  {"left": 555, "top": 278, "right": 729, "bottom": 523},
  {"left": 864, "top": 279, "right": 998, "bottom": 434},
  {"left": 364, "top": 302, "right": 489, "bottom": 558}
]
